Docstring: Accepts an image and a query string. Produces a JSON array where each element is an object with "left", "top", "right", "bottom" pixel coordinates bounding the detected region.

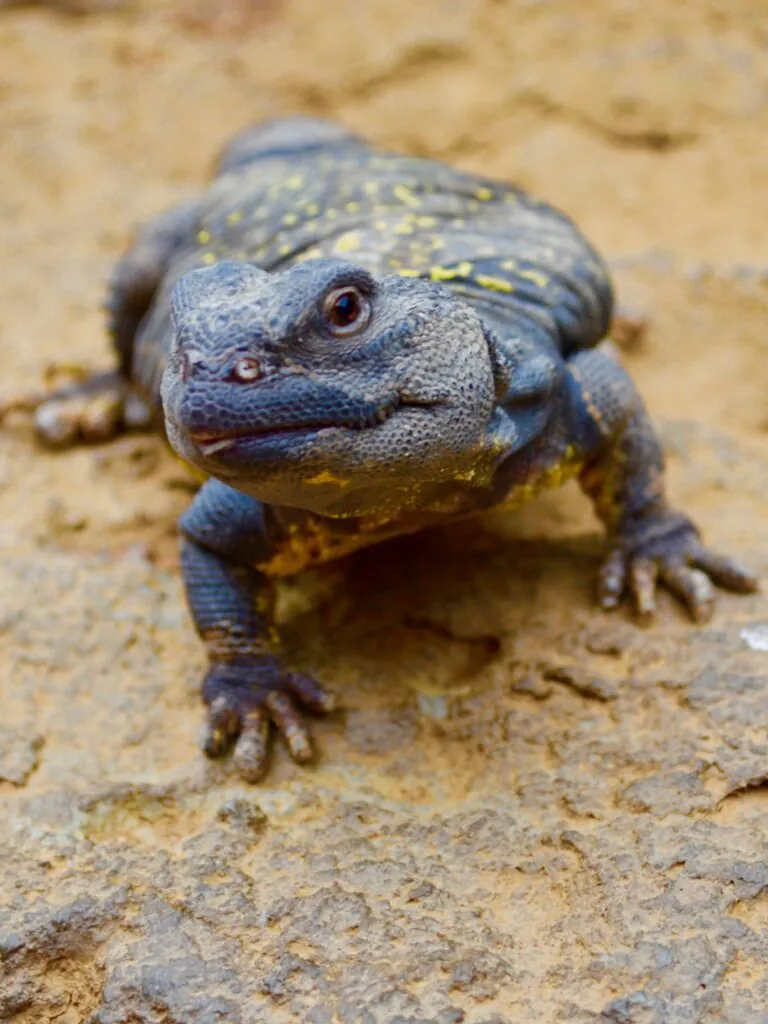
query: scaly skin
[{"left": 2, "top": 116, "right": 758, "bottom": 781}]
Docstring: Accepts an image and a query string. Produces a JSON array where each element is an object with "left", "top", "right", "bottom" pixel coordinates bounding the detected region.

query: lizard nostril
[
  {"left": 231, "top": 356, "right": 262, "bottom": 383},
  {"left": 180, "top": 347, "right": 207, "bottom": 382}
]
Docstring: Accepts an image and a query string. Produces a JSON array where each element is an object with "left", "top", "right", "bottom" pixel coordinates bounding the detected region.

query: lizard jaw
[{"left": 184, "top": 395, "right": 409, "bottom": 457}]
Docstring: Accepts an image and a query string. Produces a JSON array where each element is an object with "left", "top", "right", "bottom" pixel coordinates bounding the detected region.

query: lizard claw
[
  {"left": 0, "top": 368, "right": 152, "bottom": 447},
  {"left": 200, "top": 660, "right": 335, "bottom": 782},
  {"left": 599, "top": 512, "right": 759, "bottom": 624}
]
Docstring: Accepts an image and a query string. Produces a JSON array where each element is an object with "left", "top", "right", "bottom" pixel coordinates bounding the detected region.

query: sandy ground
[{"left": 1, "top": 2, "right": 767, "bottom": 1022}]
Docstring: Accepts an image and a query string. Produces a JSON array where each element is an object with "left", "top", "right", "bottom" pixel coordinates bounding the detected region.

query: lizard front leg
[
  {"left": 180, "top": 479, "right": 334, "bottom": 782},
  {"left": 567, "top": 345, "right": 758, "bottom": 622}
]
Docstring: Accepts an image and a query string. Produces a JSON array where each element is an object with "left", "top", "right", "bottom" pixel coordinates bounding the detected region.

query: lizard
[{"left": 2, "top": 116, "right": 758, "bottom": 781}]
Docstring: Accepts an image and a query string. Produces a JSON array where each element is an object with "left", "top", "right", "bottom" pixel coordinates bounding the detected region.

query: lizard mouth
[{"left": 186, "top": 396, "right": 404, "bottom": 457}]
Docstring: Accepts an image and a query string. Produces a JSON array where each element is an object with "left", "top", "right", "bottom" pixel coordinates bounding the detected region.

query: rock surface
[{"left": 1, "top": 2, "right": 767, "bottom": 1021}]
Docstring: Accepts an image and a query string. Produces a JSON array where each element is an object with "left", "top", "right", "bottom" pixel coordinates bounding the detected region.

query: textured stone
[{"left": 1, "top": 1, "right": 768, "bottom": 1022}]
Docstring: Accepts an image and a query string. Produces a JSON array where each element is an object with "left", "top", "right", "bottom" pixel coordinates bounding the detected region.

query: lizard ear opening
[
  {"left": 171, "top": 261, "right": 270, "bottom": 326},
  {"left": 485, "top": 325, "right": 562, "bottom": 409},
  {"left": 483, "top": 325, "right": 515, "bottom": 404}
]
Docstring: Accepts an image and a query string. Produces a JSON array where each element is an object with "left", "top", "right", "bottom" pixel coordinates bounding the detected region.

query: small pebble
[
  {"left": 216, "top": 797, "right": 268, "bottom": 832},
  {"left": 740, "top": 624, "right": 768, "bottom": 653}
]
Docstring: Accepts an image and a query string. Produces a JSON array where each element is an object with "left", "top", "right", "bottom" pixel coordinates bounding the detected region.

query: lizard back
[{"left": 130, "top": 138, "right": 613, "bottom": 405}]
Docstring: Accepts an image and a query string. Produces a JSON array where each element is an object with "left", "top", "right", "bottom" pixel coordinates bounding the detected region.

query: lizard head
[{"left": 161, "top": 258, "right": 498, "bottom": 517}]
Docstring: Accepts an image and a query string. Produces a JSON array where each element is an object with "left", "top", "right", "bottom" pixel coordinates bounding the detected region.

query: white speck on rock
[{"left": 740, "top": 624, "right": 768, "bottom": 652}]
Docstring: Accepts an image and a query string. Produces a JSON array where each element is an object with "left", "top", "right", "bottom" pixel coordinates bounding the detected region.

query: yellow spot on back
[
  {"left": 335, "top": 231, "right": 361, "bottom": 253},
  {"left": 202, "top": 252, "right": 217, "bottom": 265},
  {"left": 393, "top": 184, "right": 421, "bottom": 208},
  {"left": 415, "top": 216, "right": 437, "bottom": 228},
  {"left": 278, "top": 244, "right": 292, "bottom": 256},
  {"left": 226, "top": 211, "right": 243, "bottom": 225},
  {"left": 395, "top": 269, "right": 421, "bottom": 278},
  {"left": 307, "top": 203, "right": 320, "bottom": 216},
  {"left": 282, "top": 212, "right": 299, "bottom": 226},
  {"left": 430, "top": 261, "right": 473, "bottom": 282},
  {"left": 475, "top": 274, "right": 514, "bottom": 293},
  {"left": 286, "top": 175, "right": 304, "bottom": 189},
  {"left": 475, "top": 186, "right": 493, "bottom": 201},
  {"left": 394, "top": 219, "right": 414, "bottom": 235},
  {"left": 345, "top": 201, "right": 361, "bottom": 213},
  {"left": 519, "top": 268, "right": 550, "bottom": 288},
  {"left": 197, "top": 230, "right": 211, "bottom": 244}
]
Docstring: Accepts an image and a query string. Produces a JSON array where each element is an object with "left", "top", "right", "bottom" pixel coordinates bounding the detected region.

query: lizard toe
[
  {"left": 690, "top": 549, "right": 759, "bottom": 595},
  {"left": 232, "top": 707, "right": 270, "bottom": 783},
  {"left": 265, "top": 690, "right": 314, "bottom": 765},
  {"left": 201, "top": 694, "right": 242, "bottom": 757}
]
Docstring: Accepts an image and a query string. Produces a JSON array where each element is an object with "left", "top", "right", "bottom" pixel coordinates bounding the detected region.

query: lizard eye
[
  {"left": 322, "top": 286, "right": 371, "bottom": 337},
  {"left": 231, "top": 356, "right": 261, "bottom": 382}
]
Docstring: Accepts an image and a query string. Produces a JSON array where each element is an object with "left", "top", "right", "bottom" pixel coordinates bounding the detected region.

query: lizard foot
[
  {"left": 598, "top": 511, "right": 758, "bottom": 624},
  {"left": 201, "top": 657, "right": 336, "bottom": 782},
  {"left": 0, "top": 367, "right": 152, "bottom": 447}
]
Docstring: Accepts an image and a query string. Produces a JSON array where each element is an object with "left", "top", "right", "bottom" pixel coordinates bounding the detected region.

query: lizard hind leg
[{"left": 0, "top": 367, "right": 153, "bottom": 448}]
